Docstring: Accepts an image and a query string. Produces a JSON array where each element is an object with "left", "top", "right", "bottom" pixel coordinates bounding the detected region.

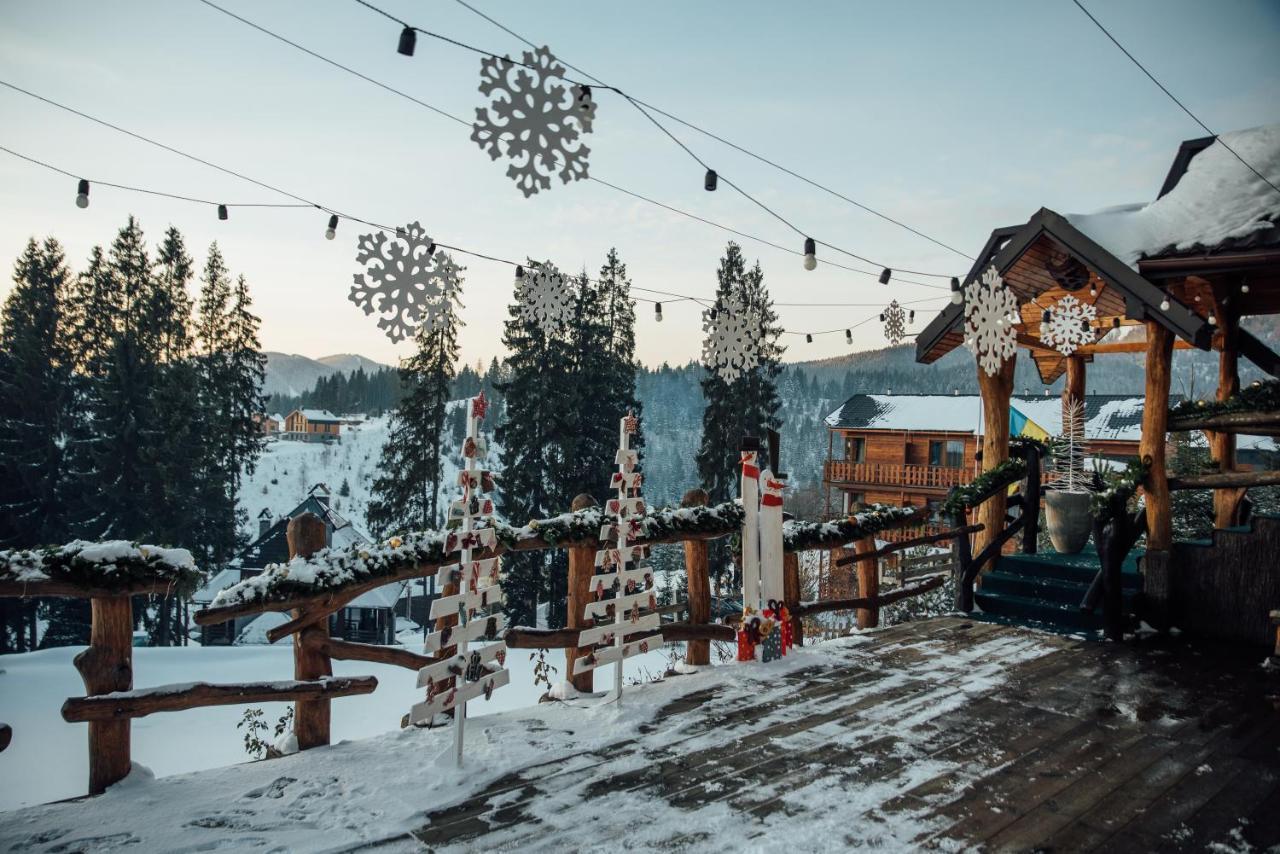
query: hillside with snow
[{"left": 262, "top": 352, "right": 391, "bottom": 397}]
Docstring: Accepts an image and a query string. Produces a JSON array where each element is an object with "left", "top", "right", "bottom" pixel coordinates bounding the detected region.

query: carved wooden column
[
  {"left": 565, "top": 493, "right": 598, "bottom": 691},
  {"left": 975, "top": 352, "right": 1016, "bottom": 570},
  {"left": 681, "top": 489, "right": 712, "bottom": 666},
  {"left": 854, "top": 535, "right": 878, "bottom": 629},
  {"left": 1141, "top": 322, "right": 1175, "bottom": 550},
  {"left": 288, "top": 513, "right": 332, "bottom": 750},
  {"left": 75, "top": 596, "right": 133, "bottom": 794},
  {"left": 1212, "top": 306, "right": 1243, "bottom": 528}
]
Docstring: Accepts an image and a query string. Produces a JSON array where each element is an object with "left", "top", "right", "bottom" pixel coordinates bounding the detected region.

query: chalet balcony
[{"left": 823, "top": 459, "right": 972, "bottom": 491}]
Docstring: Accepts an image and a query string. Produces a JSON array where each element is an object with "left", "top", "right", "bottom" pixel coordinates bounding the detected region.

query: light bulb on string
[
  {"left": 908, "top": 310, "right": 914, "bottom": 323},
  {"left": 704, "top": 169, "right": 717, "bottom": 191},
  {"left": 950, "top": 277, "right": 962, "bottom": 305},
  {"left": 1208, "top": 312, "right": 1217, "bottom": 326},
  {"left": 805, "top": 334, "right": 813, "bottom": 343},
  {"left": 654, "top": 302, "right": 663, "bottom": 322},
  {"left": 324, "top": 214, "right": 338, "bottom": 241},
  {"left": 514, "top": 264, "right": 524, "bottom": 287},
  {"left": 879, "top": 268, "right": 892, "bottom": 285},
  {"left": 217, "top": 204, "right": 228, "bottom": 221},
  {"left": 802, "top": 237, "right": 816, "bottom": 271},
  {"left": 709, "top": 307, "right": 718, "bottom": 320},
  {"left": 845, "top": 329, "right": 852, "bottom": 344},
  {"left": 1160, "top": 297, "right": 1171, "bottom": 311},
  {"left": 1042, "top": 309, "right": 1050, "bottom": 324},
  {"left": 75, "top": 178, "right": 89, "bottom": 209},
  {"left": 397, "top": 26, "right": 416, "bottom": 56},
  {"left": 879, "top": 313, "right": 885, "bottom": 322},
  {"left": 1242, "top": 280, "right": 1250, "bottom": 294},
  {"left": 1112, "top": 317, "right": 1121, "bottom": 329}
]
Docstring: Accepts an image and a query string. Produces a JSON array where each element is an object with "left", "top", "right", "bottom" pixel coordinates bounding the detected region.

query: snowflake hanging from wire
[
  {"left": 964, "top": 266, "right": 1019, "bottom": 376},
  {"left": 702, "top": 293, "right": 762, "bottom": 383},
  {"left": 1041, "top": 294, "right": 1097, "bottom": 357},
  {"left": 470, "top": 46, "right": 596, "bottom": 198},
  {"left": 350, "top": 221, "right": 465, "bottom": 344},
  {"left": 517, "top": 261, "right": 573, "bottom": 338},
  {"left": 882, "top": 300, "right": 907, "bottom": 345}
]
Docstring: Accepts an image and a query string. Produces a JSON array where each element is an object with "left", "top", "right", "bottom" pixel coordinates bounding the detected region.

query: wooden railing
[{"left": 824, "top": 460, "right": 972, "bottom": 490}]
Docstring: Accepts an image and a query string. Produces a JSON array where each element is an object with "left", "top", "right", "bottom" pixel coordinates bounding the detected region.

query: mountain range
[{"left": 263, "top": 353, "right": 392, "bottom": 397}]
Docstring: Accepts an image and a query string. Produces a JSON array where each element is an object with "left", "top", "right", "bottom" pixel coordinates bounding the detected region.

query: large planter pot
[{"left": 1045, "top": 490, "right": 1093, "bottom": 554}]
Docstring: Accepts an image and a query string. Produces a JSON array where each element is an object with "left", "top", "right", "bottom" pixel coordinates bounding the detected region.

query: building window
[
  {"left": 847, "top": 437, "right": 866, "bottom": 463},
  {"left": 929, "top": 439, "right": 965, "bottom": 468}
]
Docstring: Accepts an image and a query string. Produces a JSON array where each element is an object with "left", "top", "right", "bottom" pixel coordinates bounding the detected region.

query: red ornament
[{"left": 472, "top": 391, "right": 488, "bottom": 420}]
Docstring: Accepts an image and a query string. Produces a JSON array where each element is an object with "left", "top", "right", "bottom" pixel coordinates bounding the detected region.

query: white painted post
[
  {"left": 740, "top": 449, "right": 761, "bottom": 613},
  {"left": 758, "top": 469, "right": 785, "bottom": 606}
]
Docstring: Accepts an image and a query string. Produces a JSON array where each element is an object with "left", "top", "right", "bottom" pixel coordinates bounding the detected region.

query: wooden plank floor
[{"left": 357, "top": 617, "right": 1280, "bottom": 853}]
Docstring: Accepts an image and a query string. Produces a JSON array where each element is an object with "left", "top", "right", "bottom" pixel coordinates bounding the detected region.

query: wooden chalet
[
  {"left": 915, "top": 124, "right": 1280, "bottom": 644},
  {"left": 254, "top": 412, "right": 283, "bottom": 436},
  {"left": 194, "top": 484, "right": 400, "bottom": 645},
  {"left": 283, "top": 408, "right": 343, "bottom": 443}
]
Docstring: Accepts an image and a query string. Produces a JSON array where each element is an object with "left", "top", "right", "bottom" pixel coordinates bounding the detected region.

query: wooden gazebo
[{"left": 915, "top": 125, "right": 1280, "bottom": 644}]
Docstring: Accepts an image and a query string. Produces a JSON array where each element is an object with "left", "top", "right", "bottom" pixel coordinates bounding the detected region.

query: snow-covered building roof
[
  {"left": 1066, "top": 124, "right": 1280, "bottom": 267},
  {"left": 296, "top": 409, "right": 341, "bottom": 423}
]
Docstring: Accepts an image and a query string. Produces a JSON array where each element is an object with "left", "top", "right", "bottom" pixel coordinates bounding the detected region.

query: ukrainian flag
[{"left": 1009, "top": 405, "right": 1051, "bottom": 442}]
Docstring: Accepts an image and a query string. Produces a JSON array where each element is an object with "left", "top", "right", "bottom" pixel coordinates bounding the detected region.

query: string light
[
  {"left": 1042, "top": 309, "right": 1050, "bottom": 324},
  {"left": 75, "top": 178, "right": 89, "bottom": 208},
  {"left": 908, "top": 310, "right": 914, "bottom": 323},
  {"left": 1112, "top": 317, "right": 1120, "bottom": 328},
  {"left": 704, "top": 169, "right": 717, "bottom": 191},
  {"left": 654, "top": 302, "right": 663, "bottom": 322},
  {"left": 397, "top": 26, "right": 416, "bottom": 56},
  {"left": 1160, "top": 297, "right": 1171, "bottom": 311},
  {"left": 324, "top": 213, "right": 338, "bottom": 240},
  {"left": 879, "top": 268, "right": 892, "bottom": 285},
  {"left": 1242, "top": 280, "right": 1250, "bottom": 294},
  {"left": 845, "top": 329, "right": 852, "bottom": 344},
  {"left": 802, "top": 237, "right": 816, "bottom": 271},
  {"left": 1208, "top": 312, "right": 1217, "bottom": 326},
  {"left": 805, "top": 334, "right": 813, "bottom": 343},
  {"left": 217, "top": 203, "right": 228, "bottom": 220},
  {"left": 950, "top": 277, "right": 962, "bottom": 305}
]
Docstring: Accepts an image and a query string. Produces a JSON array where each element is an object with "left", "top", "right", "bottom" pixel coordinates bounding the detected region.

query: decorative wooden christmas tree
[
  {"left": 574, "top": 411, "right": 663, "bottom": 703},
  {"left": 408, "top": 391, "right": 509, "bottom": 764}
]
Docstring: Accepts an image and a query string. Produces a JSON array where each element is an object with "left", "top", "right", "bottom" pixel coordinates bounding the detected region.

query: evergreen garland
[
  {"left": 782, "top": 504, "right": 921, "bottom": 552},
  {"left": 1091, "top": 457, "right": 1148, "bottom": 521},
  {"left": 941, "top": 458, "right": 1028, "bottom": 517},
  {"left": 1169, "top": 379, "right": 1280, "bottom": 422},
  {"left": 0, "top": 540, "right": 200, "bottom": 591}
]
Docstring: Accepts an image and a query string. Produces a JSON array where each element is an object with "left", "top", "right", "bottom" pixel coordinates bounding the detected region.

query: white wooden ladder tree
[
  {"left": 574, "top": 411, "right": 664, "bottom": 702},
  {"left": 408, "top": 391, "right": 510, "bottom": 764}
]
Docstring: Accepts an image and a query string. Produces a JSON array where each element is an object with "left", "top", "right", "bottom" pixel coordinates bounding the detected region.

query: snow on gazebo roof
[{"left": 1066, "top": 123, "right": 1280, "bottom": 267}]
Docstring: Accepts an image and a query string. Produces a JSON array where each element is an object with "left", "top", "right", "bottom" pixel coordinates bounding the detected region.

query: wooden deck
[{"left": 360, "top": 617, "right": 1280, "bottom": 852}]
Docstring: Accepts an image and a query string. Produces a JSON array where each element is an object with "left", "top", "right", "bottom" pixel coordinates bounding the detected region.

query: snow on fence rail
[{"left": 0, "top": 540, "right": 200, "bottom": 597}]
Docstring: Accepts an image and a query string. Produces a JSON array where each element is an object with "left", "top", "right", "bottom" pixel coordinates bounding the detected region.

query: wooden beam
[
  {"left": 62, "top": 677, "right": 378, "bottom": 722},
  {"left": 1141, "top": 321, "right": 1175, "bottom": 551},
  {"left": 74, "top": 597, "right": 133, "bottom": 794},
  {"left": 682, "top": 489, "right": 713, "bottom": 665},
  {"left": 288, "top": 514, "right": 332, "bottom": 751},
  {"left": 1213, "top": 305, "right": 1242, "bottom": 527},
  {"left": 0, "top": 580, "right": 182, "bottom": 600},
  {"left": 834, "top": 524, "right": 984, "bottom": 567},
  {"left": 320, "top": 638, "right": 435, "bottom": 671},
  {"left": 782, "top": 552, "right": 802, "bottom": 648},
  {"left": 565, "top": 494, "right": 597, "bottom": 693},
  {"left": 1168, "top": 410, "right": 1280, "bottom": 433},
  {"left": 505, "top": 621, "right": 670, "bottom": 650},
  {"left": 1072, "top": 339, "right": 1196, "bottom": 356},
  {"left": 792, "top": 575, "right": 946, "bottom": 619},
  {"left": 854, "top": 536, "right": 878, "bottom": 629},
  {"left": 1169, "top": 470, "right": 1280, "bottom": 490}
]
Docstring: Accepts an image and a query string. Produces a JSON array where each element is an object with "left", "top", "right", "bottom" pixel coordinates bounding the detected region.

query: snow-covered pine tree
[
  {"left": 696, "top": 242, "right": 783, "bottom": 584},
  {"left": 0, "top": 238, "right": 73, "bottom": 651},
  {"left": 368, "top": 320, "right": 459, "bottom": 539},
  {"left": 223, "top": 274, "right": 267, "bottom": 543}
]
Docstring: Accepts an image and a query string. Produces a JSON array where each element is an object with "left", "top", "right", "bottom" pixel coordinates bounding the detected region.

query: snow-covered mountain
[{"left": 262, "top": 352, "right": 392, "bottom": 397}]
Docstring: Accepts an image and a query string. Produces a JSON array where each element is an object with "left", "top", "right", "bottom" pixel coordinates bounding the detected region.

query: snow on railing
[{"left": 0, "top": 540, "right": 199, "bottom": 593}]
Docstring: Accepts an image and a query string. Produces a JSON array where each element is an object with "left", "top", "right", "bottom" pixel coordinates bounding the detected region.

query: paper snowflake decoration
[
  {"left": 883, "top": 300, "right": 907, "bottom": 345},
  {"left": 702, "top": 293, "right": 762, "bottom": 383},
  {"left": 350, "top": 222, "right": 465, "bottom": 343},
  {"left": 964, "top": 266, "right": 1019, "bottom": 376},
  {"left": 1041, "top": 294, "right": 1097, "bottom": 356},
  {"left": 470, "top": 46, "right": 596, "bottom": 198},
  {"left": 517, "top": 262, "right": 573, "bottom": 338}
]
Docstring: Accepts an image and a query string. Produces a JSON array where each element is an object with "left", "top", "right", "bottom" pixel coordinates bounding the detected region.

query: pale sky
[{"left": 1, "top": 0, "right": 1278, "bottom": 368}]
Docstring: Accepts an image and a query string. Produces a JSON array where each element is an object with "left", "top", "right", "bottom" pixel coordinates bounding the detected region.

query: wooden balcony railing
[{"left": 824, "top": 460, "right": 972, "bottom": 490}]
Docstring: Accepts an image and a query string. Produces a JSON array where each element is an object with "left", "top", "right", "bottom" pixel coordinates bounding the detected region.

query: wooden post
[
  {"left": 288, "top": 513, "right": 332, "bottom": 750},
  {"left": 854, "top": 535, "right": 878, "bottom": 629},
  {"left": 566, "top": 493, "right": 597, "bottom": 691},
  {"left": 1063, "top": 355, "right": 1086, "bottom": 417},
  {"left": 1141, "top": 322, "right": 1175, "bottom": 551},
  {"left": 975, "top": 352, "right": 1016, "bottom": 569},
  {"left": 74, "top": 596, "right": 133, "bottom": 794},
  {"left": 681, "top": 489, "right": 712, "bottom": 666},
  {"left": 1212, "top": 306, "right": 1242, "bottom": 528},
  {"left": 782, "top": 551, "right": 803, "bottom": 646}
]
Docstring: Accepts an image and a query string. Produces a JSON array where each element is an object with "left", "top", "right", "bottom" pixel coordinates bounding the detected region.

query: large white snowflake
[
  {"left": 1041, "top": 294, "right": 1097, "bottom": 356},
  {"left": 702, "top": 293, "right": 762, "bottom": 383},
  {"left": 883, "top": 299, "right": 907, "bottom": 345},
  {"left": 471, "top": 46, "right": 596, "bottom": 198},
  {"left": 350, "top": 221, "right": 465, "bottom": 343},
  {"left": 964, "top": 266, "right": 1019, "bottom": 376},
  {"left": 517, "top": 261, "right": 573, "bottom": 338}
]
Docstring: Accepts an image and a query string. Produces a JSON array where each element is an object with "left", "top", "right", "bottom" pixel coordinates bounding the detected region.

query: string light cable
[
  {"left": 341, "top": 0, "right": 964, "bottom": 279},
  {"left": 190, "top": 0, "right": 950, "bottom": 291},
  {"left": 0, "top": 137, "right": 944, "bottom": 339},
  {"left": 1070, "top": 0, "right": 1280, "bottom": 199}
]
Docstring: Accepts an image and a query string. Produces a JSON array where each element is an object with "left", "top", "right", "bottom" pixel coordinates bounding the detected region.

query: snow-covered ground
[{"left": 0, "top": 638, "right": 677, "bottom": 812}]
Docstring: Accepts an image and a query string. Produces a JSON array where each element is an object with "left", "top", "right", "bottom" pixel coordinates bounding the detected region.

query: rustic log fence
[{"left": 1, "top": 496, "right": 957, "bottom": 798}]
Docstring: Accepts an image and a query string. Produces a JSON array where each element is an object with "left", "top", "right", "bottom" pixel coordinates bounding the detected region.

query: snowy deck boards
[{"left": 369, "top": 618, "right": 1280, "bottom": 852}]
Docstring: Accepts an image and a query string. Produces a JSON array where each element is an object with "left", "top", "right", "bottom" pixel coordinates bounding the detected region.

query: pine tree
[
  {"left": 194, "top": 244, "right": 239, "bottom": 567},
  {"left": 367, "top": 320, "right": 459, "bottom": 539},
  {"left": 223, "top": 274, "right": 267, "bottom": 543},
  {"left": 695, "top": 242, "right": 784, "bottom": 582},
  {"left": 0, "top": 238, "right": 73, "bottom": 651}
]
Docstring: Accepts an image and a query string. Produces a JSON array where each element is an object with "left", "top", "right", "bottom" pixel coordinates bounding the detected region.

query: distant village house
[{"left": 284, "top": 409, "right": 342, "bottom": 443}]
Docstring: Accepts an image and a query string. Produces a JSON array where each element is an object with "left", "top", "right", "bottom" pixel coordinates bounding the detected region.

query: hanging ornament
[
  {"left": 516, "top": 261, "right": 573, "bottom": 338},
  {"left": 470, "top": 46, "right": 596, "bottom": 198},
  {"left": 701, "top": 292, "right": 762, "bottom": 383},
  {"left": 882, "top": 299, "right": 907, "bottom": 344},
  {"left": 1041, "top": 294, "right": 1098, "bottom": 356},
  {"left": 964, "top": 266, "right": 1019, "bottom": 377},
  {"left": 350, "top": 221, "right": 465, "bottom": 344}
]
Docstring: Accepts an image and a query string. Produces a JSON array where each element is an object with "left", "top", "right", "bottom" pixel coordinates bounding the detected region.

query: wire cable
[{"left": 1070, "top": 0, "right": 1280, "bottom": 198}]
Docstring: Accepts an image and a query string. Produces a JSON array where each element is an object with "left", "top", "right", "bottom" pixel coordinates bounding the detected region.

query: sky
[{"left": 1, "top": 0, "right": 1278, "bottom": 370}]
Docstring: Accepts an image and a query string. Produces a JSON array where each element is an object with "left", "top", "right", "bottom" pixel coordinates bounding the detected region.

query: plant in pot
[{"left": 1046, "top": 398, "right": 1094, "bottom": 554}]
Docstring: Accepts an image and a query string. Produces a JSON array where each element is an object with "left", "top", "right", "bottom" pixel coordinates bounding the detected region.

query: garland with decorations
[
  {"left": 0, "top": 541, "right": 200, "bottom": 591},
  {"left": 1091, "top": 457, "right": 1148, "bottom": 521},
  {"left": 781, "top": 504, "right": 921, "bottom": 552},
  {"left": 940, "top": 458, "right": 1029, "bottom": 517},
  {"left": 1169, "top": 379, "right": 1280, "bottom": 422}
]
